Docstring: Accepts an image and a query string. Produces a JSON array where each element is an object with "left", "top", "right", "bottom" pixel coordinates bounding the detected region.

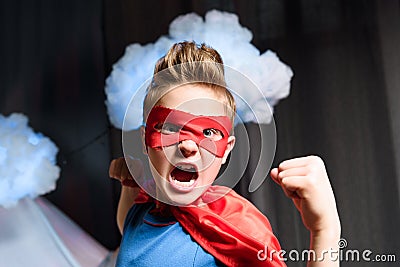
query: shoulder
[{"left": 123, "top": 203, "right": 153, "bottom": 231}]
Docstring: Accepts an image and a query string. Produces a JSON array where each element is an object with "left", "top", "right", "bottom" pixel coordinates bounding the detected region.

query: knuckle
[
  {"left": 307, "top": 156, "right": 325, "bottom": 172},
  {"left": 109, "top": 162, "right": 117, "bottom": 177},
  {"left": 303, "top": 165, "right": 313, "bottom": 174},
  {"left": 278, "top": 170, "right": 286, "bottom": 179},
  {"left": 309, "top": 155, "right": 324, "bottom": 165},
  {"left": 278, "top": 161, "right": 286, "bottom": 171},
  {"left": 308, "top": 165, "right": 319, "bottom": 174}
]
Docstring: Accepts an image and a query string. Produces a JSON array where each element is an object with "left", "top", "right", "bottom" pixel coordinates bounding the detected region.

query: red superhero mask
[{"left": 145, "top": 106, "right": 232, "bottom": 158}]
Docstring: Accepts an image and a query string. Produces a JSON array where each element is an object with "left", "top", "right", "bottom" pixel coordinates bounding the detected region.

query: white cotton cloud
[
  {"left": 0, "top": 113, "right": 60, "bottom": 208},
  {"left": 105, "top": 10, "right": 293, "bottom": 130}
]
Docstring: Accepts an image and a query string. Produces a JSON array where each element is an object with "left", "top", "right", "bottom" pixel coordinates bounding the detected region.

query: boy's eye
[
  {"left": 155, "top": 123, "right": 181, "bottom": 135},
  {"left": 203, "top": 128, "right": 223, "bottom": 141}
]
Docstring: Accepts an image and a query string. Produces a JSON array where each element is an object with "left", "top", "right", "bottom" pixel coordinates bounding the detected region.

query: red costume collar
[{"left": 135, "top": 186, "right": 286, "bottom": 267}]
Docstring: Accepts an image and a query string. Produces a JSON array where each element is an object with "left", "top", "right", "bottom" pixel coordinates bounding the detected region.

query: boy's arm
[
  {"left": 109, "top": 157, "right": 141, "bottom": 233},
  {"left": 270, "top": 156, "right": 341, "bottom": 267},
  {"left": 116, "top": 185, "right": 139, "bottom": 233}
]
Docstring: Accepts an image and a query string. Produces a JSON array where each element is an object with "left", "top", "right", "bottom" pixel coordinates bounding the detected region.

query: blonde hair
[{"left": 143, "top": 41, "right": 236, "bottom": 125}]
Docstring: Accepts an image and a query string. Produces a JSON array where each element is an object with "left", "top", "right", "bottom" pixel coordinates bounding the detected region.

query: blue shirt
[{"left": 116, "top": 203, "right": 224, "bottom": 267}]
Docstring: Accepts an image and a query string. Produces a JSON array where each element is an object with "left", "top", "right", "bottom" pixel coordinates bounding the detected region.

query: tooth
[
  {"left": 173, "top": 178, "right": 195, "bottom": 187},
  {"left": 177, "top": 164, "right": 195, "bottom": 171}
]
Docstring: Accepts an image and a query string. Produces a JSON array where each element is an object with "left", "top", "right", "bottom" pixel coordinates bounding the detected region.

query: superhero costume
[{"left": 117, "top": 106, "right": 286, "bottom": 266}]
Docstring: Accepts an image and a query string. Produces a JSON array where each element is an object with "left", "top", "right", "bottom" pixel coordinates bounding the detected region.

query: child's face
[{"left": 144, "top": 84, "right": 235, "bottom": 206}]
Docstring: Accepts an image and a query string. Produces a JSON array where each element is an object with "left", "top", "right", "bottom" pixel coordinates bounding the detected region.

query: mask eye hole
[
  {"left": 203, "top": 128, "right": 223, "bottom": 141},
  {"left": 155, "top": 122, "right": 181, "bottom": 135}
]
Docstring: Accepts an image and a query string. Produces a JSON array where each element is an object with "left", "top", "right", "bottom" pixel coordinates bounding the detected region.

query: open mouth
[{"left": 169, "top": 164, "right": 199, "bottom": 191}]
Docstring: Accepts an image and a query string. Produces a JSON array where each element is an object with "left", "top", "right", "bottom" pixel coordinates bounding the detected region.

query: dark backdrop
[{"left": 1, "top": 0, "right": 399, "bottom": 266}]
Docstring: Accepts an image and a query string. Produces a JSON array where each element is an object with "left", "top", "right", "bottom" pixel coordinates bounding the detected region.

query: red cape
[{"left": 135, "top": 185, "right": 286, "bottom": 267}]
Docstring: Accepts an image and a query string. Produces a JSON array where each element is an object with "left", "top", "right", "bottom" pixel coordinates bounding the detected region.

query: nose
[{"left": 178, "top": 139, "right": 199, "bottom": 158}]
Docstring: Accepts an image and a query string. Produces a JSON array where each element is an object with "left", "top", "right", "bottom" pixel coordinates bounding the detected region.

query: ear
[
  {"left": 221, "top": 136, "right": 235, "bottom": 164},
  {"left": 140, "top": 126, "right": 148, "bottom": 155}
]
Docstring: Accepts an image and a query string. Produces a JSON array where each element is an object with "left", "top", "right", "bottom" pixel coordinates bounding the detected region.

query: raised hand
[
  {"left": 109, "top": 157, "right": 143, "bottom": 188},
  {"left": 270, "top": 156, "right": 341, "bottom": 266},
  {"left": 270, "top": 155, "right": 340, "bottom": 233}
]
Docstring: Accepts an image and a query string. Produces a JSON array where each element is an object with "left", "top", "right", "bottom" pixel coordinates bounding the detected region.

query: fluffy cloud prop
[
  {"left": 0, "top": 113, "right": 60, "bottom": 208},
  {"left": 105, "top": 10, "right": 293, "bottom": 130}
]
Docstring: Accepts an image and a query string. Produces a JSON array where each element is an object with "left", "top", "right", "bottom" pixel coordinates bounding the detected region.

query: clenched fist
[
  {"left": 270, "top": 156, "right": 340, "bottom": 235},
  {"left": 109, "top": 157, "right": 143, "bottom": 188}
]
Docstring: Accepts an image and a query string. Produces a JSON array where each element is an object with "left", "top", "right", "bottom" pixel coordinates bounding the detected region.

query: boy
[{"left": 110, "top": 42, "right": 341, "bottom": 266}]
